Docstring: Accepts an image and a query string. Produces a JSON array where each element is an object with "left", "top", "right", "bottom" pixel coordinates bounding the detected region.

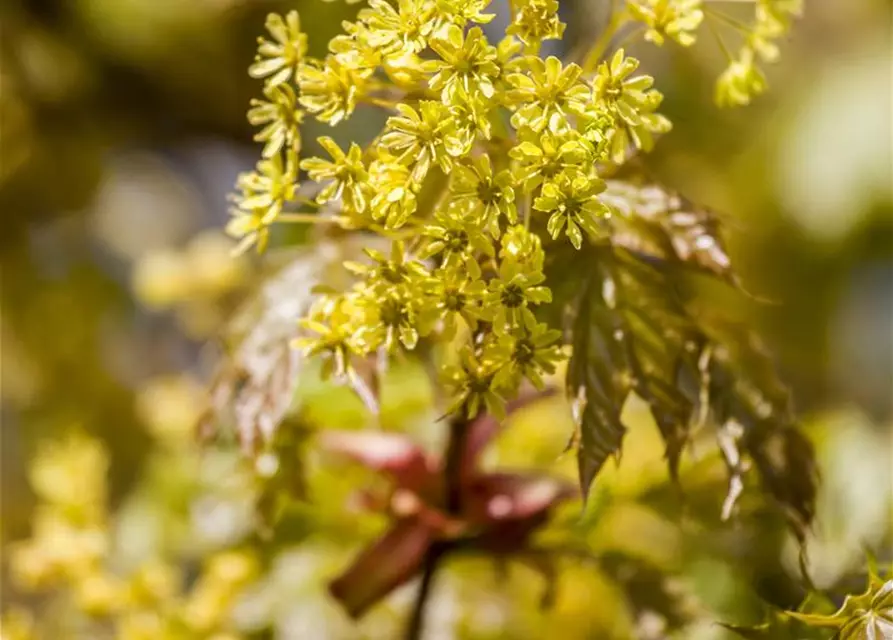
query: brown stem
[
  {"left": 403, "top": 413, "right": 472, "bottom": 640},
  {"left": 404, "top": 543, "right": 443, "bottom": 640}
]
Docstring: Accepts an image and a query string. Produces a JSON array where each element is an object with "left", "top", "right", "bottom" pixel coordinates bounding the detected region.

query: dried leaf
[{"left": 200, "top": 236, "right": 376, "bottom": 453}]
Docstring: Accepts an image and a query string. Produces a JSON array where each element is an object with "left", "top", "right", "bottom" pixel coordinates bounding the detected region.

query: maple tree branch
[{"left": 404, "top": 413, "right": 472, "bottom": 640}]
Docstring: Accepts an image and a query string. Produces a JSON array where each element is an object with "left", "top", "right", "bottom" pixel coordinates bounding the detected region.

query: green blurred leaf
[{"left": 788, "top": 578, "right": 893, "bottom": 639}]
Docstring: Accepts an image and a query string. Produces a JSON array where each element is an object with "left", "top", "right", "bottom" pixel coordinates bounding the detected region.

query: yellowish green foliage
[
  {"left": 5, "top": 430, "right": 257, "bottom": 639},
  {"left": 132, "top": 230, "right": 249, "bottom": 338}
]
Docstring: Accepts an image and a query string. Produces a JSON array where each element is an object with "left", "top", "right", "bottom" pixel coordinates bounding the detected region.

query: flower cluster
[
  {"left": 712, "top": 0, "right": 803, "bottom": 106},
  {"left": 229, "top": 0, "right": 800, "bottom": 418}
]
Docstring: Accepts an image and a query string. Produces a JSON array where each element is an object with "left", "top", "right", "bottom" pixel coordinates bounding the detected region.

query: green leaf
[
  {"left": 788, "top": 578, "right": 893, "bottom": 640},
  {"left": 719, "top": 620, "right": 777, "bottom": 639}
]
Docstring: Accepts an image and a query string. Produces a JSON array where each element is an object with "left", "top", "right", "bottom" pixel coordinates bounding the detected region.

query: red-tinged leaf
[
  {"left": 329, "top": 517, "right": 436, "bottom": 619},
  {"left": 462, "top": 472, "right": 576, "bottom": 526},
  {"left": 319, "top": 430, "right": 437, "bottom": 494}
]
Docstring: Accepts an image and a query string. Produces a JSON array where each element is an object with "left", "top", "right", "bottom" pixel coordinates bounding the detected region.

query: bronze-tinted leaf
[
  {"left": 566, "top": 256, "right": 633, "bottom": 499},
  {"left": 601, "top": 179, "right": 735, "bottom": 282},
  {"left": 550, "top": 179, "right": 817, "bottom": 540},
  {"left": 702, "top": 324, "right": 818, "bottom": 541}
]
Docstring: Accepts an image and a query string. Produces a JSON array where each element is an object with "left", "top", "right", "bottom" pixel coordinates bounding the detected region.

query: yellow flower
[
  {"left": 425, "top": 259, "right": 487, "bottom": 339},
  {"left": 506, "top": 0, "right": 566, "bottom": 50},
  {"left": 424, "top": 25, "right": 499, "bottom": 101},
  {"left": 358, "top": 0, "right": 439, "bottom": 57},
  {"left": 418, "top": 208, "right": 495, "bottom": 268},
  {"left": 0, "top": 608, "right": 36, "bottom": 640},
  {"left": 248, "top": 11, "right": 307, "bottom": 86},
  {"left": 10, "top": 509, "right": 108, "bottom": 588},
  {"left": 226, "top": 151, "right": 298, "bottom": 253},
  {"left": 443, "top": 347, "right": 506, "bottom": 418},
  {"left": 298, "top": 56, "right": 365, "bottom": 126},
  {"left": 330, "top": 21, "right": 383, "bottom": 74},
  {"left": 510, "top": 128, "right": 588, "bottom": 188},
  {"left": 136, "top": 375, "right": 206, "bottom": 443},
  {"left": 482, "top": 258, "right": 552, "bottom": 332},
  {"left": 715, "top": 48, "right": 768, "bottom": 107},
  {"left": 491, "top": 314, "right": 565, "bottom": 391},
  {"left": 449, "top": 91, "right": 494, "bottom": 145},
  {"left": 506, "top": 56, "right": 589, "bottom": 133},
  {"left": 368, "top": 156, "right": 419, "bottom": 228},
  {"left": 381, "top": 101, "right": 465, "bottom": 183},
  {"left": 29, "top": 431, "right": 107, "bottom": 519},
  {"left": 355, "top": 291, "right": 428, "bottom": 353},
  {"left": 437, "top": 0, "right": 495, "bottom": 26},
  {"left": 629, "top": 0, "right": 704, "bottom": 47},
  {"left": 298, "top": 294, "right": 364, "bottom": 379},
  {"left": 534, "top": 172, "right": 610, "bottom": 249},
  {"left": 449, "top": 154, "right": 517, "bottom": 237},
  {"left": 247, "top": 83, "right": 303, "bottom": 158},
  {"left": 300, "top": 136, "right": 368, "bottom": 211},
  {"left": 592, "top": 49, "right": 671, "bottom": 161},
  {"left": 500, "top": 224, "right": 545, "bottom": 272}
]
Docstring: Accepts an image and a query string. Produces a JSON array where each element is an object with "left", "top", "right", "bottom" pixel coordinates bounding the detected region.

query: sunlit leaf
[
  {"left": 550, "top": 180, "right": 817, "bottom": 540},
  {"left": 601, "top": 179, "right": 736, "bottom": 283},
  {"left": 565, "top": 255, "right": 632, "bottom": 499}
]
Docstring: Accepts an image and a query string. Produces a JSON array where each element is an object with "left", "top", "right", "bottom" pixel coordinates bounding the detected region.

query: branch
[
  {"left": 403, "top": 413, "right": 472, "bottom": 640},
  {"left": 405, "top": 543, "right": 444, "bottom": 640}
]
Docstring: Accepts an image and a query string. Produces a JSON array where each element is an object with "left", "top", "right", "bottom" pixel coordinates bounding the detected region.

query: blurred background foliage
[{"left": 0, "top": 0, "right": 890, "bottom": 637}]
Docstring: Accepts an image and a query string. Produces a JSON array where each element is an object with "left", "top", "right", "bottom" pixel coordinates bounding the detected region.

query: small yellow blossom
[
  {"left": 298, "top": 56, "right": 366, "bottom": 125},
  {"left": 248, "top": 11, "right": 307, "bottom": 86},
  {"left": 629, "top": 0, "right": 704, "bottom": 47}
]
